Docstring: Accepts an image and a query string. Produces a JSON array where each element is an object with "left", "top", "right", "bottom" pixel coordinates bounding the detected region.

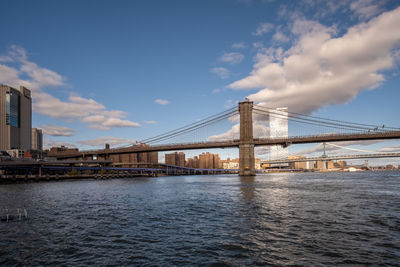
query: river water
[{"left": 0, "top": 171, "right": 399, "bottom": 266}]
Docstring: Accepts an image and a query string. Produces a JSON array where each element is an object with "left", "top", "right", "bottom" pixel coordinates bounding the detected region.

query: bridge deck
[{"left": 53, "top": 131, "right": 400, "bottom": 159}]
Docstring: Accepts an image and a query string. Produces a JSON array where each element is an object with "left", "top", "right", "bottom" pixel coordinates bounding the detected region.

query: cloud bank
[
  {"left": 77, "top": 136, "right": 137, "bottom": 147},
  {"left": 253, "top": 22, "right": 274, "bottom": 36},
  {"left": 230, "top": 7, "right": 400, "bottom": 114},
  {"left": 41, "top": 125, "right": 76, "bottom": 136},
  {"left": 0, "top": 45, "right": 140, "bottom": 130}
]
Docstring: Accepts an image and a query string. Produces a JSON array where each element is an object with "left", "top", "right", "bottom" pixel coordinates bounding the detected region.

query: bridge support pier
[{"left": 239, "top": 101, "right": 255, "bottom": 176}]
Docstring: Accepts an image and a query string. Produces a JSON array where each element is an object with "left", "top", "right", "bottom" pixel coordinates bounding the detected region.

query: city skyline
[{"left": 1, "top": 0, "right": 399, "bottom": 164}]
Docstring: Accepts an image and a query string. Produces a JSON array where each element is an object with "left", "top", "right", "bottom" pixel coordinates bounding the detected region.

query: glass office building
[
  {"left": 0, "top": 85, "right": 31, "bottom": 151},
  {"left": 6, "top": 90, "right": 20, "bottom": 127}
]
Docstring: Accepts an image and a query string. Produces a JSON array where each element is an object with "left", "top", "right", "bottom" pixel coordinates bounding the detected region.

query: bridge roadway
[
  {"left": 261, "top": 152, "right": 400, "bottom": 164},
  {"left": 54, "top": 131, "right": 400, "bottom": 159}
]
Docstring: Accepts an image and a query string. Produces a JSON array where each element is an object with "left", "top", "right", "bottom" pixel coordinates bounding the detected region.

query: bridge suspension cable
[
  {"left": 325, "top": 142, "right": 376, "bottom": 153},
  {"left": 254, "top": 104, "right": 400, "bottom": 131},
  {"left": 253, "top": 109, "right": 368, "bottom": 133},
  {"left": 253, "top": 106, "right": 397, "bottom": 133},
  {"left": 140, "top": 107, "right": 238, "bottom": 145}
]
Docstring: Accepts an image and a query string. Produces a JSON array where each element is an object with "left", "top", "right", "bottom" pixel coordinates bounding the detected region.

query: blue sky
[{"left": 1, "top": 0, "right": 400, "bottom": 165}]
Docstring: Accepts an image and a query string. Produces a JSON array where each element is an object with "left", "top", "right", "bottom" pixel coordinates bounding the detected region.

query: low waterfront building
[
  {"left": 221, "top": 157, "right": 261, "bottom": 170},
  {"left": 288, "top": 156, "right": 307, "bottom": 169},
  {"left": 49, "top": 146, "right": 79, "bottom": 154},
  {"left": 222, "top": 158, "right": 239, "bottom": 169}
]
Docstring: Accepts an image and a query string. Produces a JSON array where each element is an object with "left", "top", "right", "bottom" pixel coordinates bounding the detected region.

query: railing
[{"left": 0, "top": 208, "right": 28, "bottom": 222}]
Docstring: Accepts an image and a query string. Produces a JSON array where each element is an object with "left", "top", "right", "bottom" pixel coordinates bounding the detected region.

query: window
[{"left": 5, "top": 91, "right": 19, "bottom": 127}]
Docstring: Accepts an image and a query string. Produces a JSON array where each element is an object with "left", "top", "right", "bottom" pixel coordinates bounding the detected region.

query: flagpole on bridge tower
[{"left": 239, "top": 100, "right": 256, "bottom": 176}]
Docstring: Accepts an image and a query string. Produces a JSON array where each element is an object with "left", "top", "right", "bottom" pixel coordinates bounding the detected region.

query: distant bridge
[
  {"left": 261, "top": 152, "right": 400, "bottom": 164},
  {"left": 52, "top": 101, "right": 400, "bottom": 176}
]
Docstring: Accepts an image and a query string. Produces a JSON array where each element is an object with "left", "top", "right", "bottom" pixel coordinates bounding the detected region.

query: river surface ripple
[{"left": 0, "top": 171, "right": 399, "bottom": 266}]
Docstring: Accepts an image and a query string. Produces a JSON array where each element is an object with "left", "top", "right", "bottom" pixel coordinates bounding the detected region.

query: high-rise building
[
  {"left": 0, "top": 85, "right": 32, "bottom": 151},
  {"left": 32, "top": 128, "right": 43, "bottom": 151},
  {"left": 165, "top": 153, "right": 176, "bottom": 165},
  {"left": 269, "top": 107, "right": 288, "bottom": 165},
  {"left": 186, "top": 153, "right": 222, "bottom": 169},
  {"left": 186, "top": 156, "right": 199, "bottom": 168},
  {"left": 199, "top": 152, "right": 221, "bottom": 169},
  {"left": 165, "top": 152, "right": 185, "bottom": 166}
]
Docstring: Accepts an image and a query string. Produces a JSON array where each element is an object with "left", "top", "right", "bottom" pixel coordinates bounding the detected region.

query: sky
[{"left": 1, "top": 0, "right": 400, "bottom": 165}]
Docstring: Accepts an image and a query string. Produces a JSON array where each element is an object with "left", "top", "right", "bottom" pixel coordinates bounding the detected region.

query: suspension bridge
[
  {"left": 261, "top": 153, "right": 400, "bottom": 165},
  {"left": 52, "top": 101, "right": 400, "bottom": 175}
]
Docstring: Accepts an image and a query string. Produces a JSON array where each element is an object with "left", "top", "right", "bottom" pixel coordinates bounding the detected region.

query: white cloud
[
  {"left": 218, "top": 52, "right": 244, "bottom": 65},
  {"left": 224, "top": 99, "right": 233, "bottom": 108},
  {"left": 254, "top": 22, "right": 274, "bottom": 36},
  {"left": 230, "top": 7, "right": 400, "bottom": 114},
  {"left": 41, "top": 125, "right": 76, "bottom": 136},
  {"left": 212, "top": 88, "right": 221, "bottom": 94},
  {"left": 210, "top": 67, "right": 230, "bottom": 79},
  {"left": 278, "top": 0, "right": 379, "bottom": 21},
  {"left": 255, "top": 146, "right": 270, "bottom": 156},
  {"left": 208, "top": 124, "right": 240, "bottom": 141},
  {"left": 20, "top": 61, "right": 64, "bottom": 88},
  {"left": 377, "top": 145, "right": 400, "bottom": 152},
  {"left": 0, "top": 64, "right": 20, "bottom": 86},
  {"left": 155, "top": 98, "right": 170, "bottom": 105},
  {"left": 273, "top": 31, "right": 289, "bottom": 43},
  {"left": 232, "top": 42, "right": 247, "bottom": 49},
  {"left": 34, "top": 93, "right": 106, "bottom": 119},
  {"left": 0, "top": 55, "right": 13, "bottom": 62},
  {"left": 207, "top": 122, "right": 269, "bottom": 141},
  {"left": 297, "top": 143, "right": 344, "bottom": 156},
  {"left": 77, "top": 136, "right": 137, "bottom": 147},
  {"left": 143, "top": 120, "right": 158, "bottom": 124},
  {"left": 102, "top": 118, "right": 140, "bottom": 128},
  {"left": 0, "top": 45, "right": 141, "bottom": 130},
  {"left": 290, "top": 17, "right": 336, "bottom": 37},
  {"left": 33, "top": 92, "right": 140, "bottom": 130},
  {"left": 4, "top": 45, "right": 65, "bottom": 90},
  {"left": 81, "top": 115, "right": 106, "bottom": 123},
  {"left": 350, "top": 0, "right": 383, "bottom": 20}
]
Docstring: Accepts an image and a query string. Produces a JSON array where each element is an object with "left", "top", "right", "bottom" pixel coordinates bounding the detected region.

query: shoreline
[{"left": 0, "top": 169, "right": 398, "bottom": 184}]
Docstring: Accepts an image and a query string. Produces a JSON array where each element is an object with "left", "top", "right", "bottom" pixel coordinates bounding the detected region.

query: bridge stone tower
[{"left": 239, "top": 101, "right": 255, "bottom": 176}]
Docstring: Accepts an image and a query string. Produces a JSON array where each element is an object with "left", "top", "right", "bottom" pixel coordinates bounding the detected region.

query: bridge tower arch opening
[{"left": 239, "top": 101, "right": 255, "bottom": 176}]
